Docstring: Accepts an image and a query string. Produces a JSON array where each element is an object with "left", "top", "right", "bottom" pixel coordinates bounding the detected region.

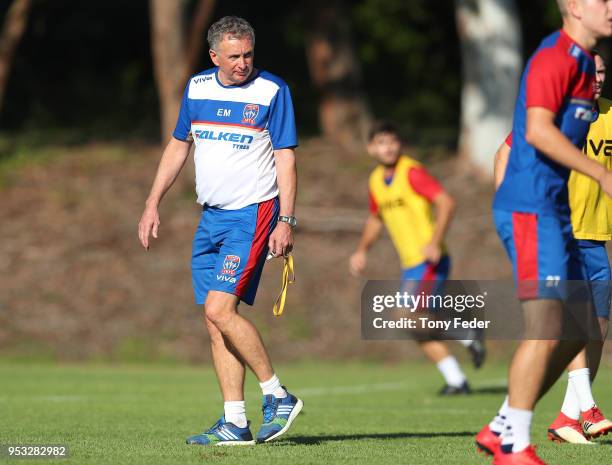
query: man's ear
[
  {"left": 209, "top": 49, "right": 220, "bottom": 66},
  {"left": 566, "top": 0, "right": 582, "bottom": 20}
]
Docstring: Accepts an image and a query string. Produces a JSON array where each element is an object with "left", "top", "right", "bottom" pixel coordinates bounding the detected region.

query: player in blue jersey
[
  {"left": 492, "top": 50, "right": 612, "bottom": 446},
  {"left": 475, "top": 1, "right": 612, "bottom": 464},
  {"left": 138, "top": 16, "right": 302, "bottom": 446}
]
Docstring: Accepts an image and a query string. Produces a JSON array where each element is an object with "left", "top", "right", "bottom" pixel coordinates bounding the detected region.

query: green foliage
[
  {"left": 351, "top": 0, "right": 460, "bottom": 148},
  {"left": 0, "top": 0, "right": 582, "bottom": 151}
]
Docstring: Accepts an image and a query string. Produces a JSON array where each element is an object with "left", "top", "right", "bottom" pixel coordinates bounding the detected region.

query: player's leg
[
  {"left": 585, "top": 316, "right": 609, "bottom": 376},
  {"left": 548, "top": 349, "right": 594, "bottom": 444},
  {"left": 574, "top": 242, "right": 611, "bottom": 438},
  {"left": 578, "top": 240, "right": 610, "bottom": 381},
  {"left": 500, "top": 300, "right": 585, "bottom": 456},
  {"left": 205, "top": 290, "right": 275, "bottom": 382},
  {"left": 187, "top": 208, "right": 255, "bottom": 446},
  {"left": 417, "top": 339, "right": 449, "bottom": 363},
  {"left": 205, "top": 198, "right": 302, "bottom": 443},
  {"left": 549, "top": 240, "right": 612, "bottom": 442},
  {"left": 500, "top": 214, "right": 588, "bottom": 456},
  {"left": 458, "top": 336, "right": 487, "bottom": 369},
  {"left": 476, "top": 211, "right": 584, "bottom": 462},
  {"left": 417, "top": 340, "right": 470, "bottom": 394},
  {"left": 407, "top": 256, "right": 471, "bottom": 394},
  {"left": 206, "top": 314, "right": 246, "bottom": 416}
]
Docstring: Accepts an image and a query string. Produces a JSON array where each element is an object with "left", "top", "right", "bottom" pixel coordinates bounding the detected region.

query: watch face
[{"left": 280, "top": 216, "right": 297, "bottom": 227}]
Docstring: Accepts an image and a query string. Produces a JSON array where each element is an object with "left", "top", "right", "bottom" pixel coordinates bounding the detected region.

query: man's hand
[
  {"left": 599, "top": 170, "right": 612, "bottom": 197},
  {"left": 422, "top": 242, "right": 442, "bottom": 265},
  {"left": 138, "top": 203, "right": 160, "bottom": 250},
  {"left": 268, "top": 221, "right": 293, "bottom": 258},
  {"left": 349, "top": 250, "right": 367, "bottom": 277}
]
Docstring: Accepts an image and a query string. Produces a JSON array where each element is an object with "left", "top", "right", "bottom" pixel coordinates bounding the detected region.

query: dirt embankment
[{"left": 0, "top": 139, "right": 526, "bottom": 362}]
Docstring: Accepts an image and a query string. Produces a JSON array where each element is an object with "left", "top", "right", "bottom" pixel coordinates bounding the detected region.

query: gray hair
[{"left": 207, "top": 16, "right": 255, "bottom": 51}]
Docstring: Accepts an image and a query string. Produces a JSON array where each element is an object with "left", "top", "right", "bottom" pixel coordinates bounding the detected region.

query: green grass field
[{"left": 1, "top": 360, "right": 610, "bottom": 464}]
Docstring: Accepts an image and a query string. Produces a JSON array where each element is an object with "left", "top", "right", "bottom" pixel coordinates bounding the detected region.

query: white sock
[
  {"left": 259, "top": 374, "right": 287, "bottom": 398},
  {"left": 458, "top": 340, "right": 473, "bottom": 347},
  {"left": 489, "top": 396, "right": 509, "bottom": 435},
  {"left": 560, "top": 377, "right": 581, "bottom": 420},
  {"left": 436, "top": 356, "right": 466, "bottom": 387},
  {"left": 568, "top": 368, "right": 595, "bottom": 412},
  {"left": 224, "top": 401, "right": 247, "bottom": 428},
  {"left": 501, "top": 407, "right": 532, "bottom": 453}
]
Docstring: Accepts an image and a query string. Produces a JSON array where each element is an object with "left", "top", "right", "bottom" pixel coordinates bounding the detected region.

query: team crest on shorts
[
  {"left": 221, "top": 255, "right": 241, "bottom": 276},
  {"left": 242, "top": 104, "right": 259, "bottom": 125}
]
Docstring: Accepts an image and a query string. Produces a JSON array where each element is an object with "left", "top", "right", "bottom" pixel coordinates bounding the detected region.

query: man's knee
[
  {"left": 204, "top": 297, "right": 238, "bottom": 330},
  {"left": 203, "top": 312, "right": 225, "bottom": 342}
]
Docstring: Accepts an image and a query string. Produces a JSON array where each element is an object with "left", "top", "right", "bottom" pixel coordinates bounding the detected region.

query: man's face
[
  {"left": 574, "top": 0, "right": 612, "bottom": 39},
  {"left": 594, "top": 54, "right": 606, "bottom": 99},
  {"left": 368, "top": 133, "right": 402, "bottom": 166},
  {"left": 209, "top": 35, "right": 254, "bottom": 86}
]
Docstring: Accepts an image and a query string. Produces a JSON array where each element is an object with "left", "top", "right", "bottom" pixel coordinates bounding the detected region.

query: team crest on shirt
[
  {"left": 221, "top": 255, "right": 241, "bottom": 276},
  {"left": 242, "top": 104, "right": 260, "bottom": 125}
]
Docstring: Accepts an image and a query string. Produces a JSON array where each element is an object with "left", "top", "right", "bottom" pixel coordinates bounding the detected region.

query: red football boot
[
  {"left": 492, "top": 445, "right": 547, "bottom": 465},
  {"left": 475, "top": 424, "right": 501, "bottom": 457},
  {"left": 582, "top": 406, "right": 612, "bottom": 439},
  {"left": 547, "top": 411, "right": 592, "bottom": 444}
]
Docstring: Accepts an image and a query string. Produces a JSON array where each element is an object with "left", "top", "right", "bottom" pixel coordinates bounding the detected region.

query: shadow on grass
[
  {"left": 278, "top": 431, "right": 475, "bottom": 446},
  {"left": 471, "top": 386, "right": 507, "bottom": 395}
]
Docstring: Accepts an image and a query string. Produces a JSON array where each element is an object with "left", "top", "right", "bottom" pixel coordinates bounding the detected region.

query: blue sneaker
[
  {"left": 186, "top": 416, "right": 255, "bottom": 446},
  {"left": 256, "top": 387, "right": 303, "bottom": 443}
]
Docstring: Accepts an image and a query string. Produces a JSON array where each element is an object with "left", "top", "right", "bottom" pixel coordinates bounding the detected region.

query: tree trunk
[
  {"left": 149, "top": 0, "right": 216, "bottom": 143},
  {"left": 305, "top": 1, "right": 371, "bottom": 155},
  {"left": 455, "top": 0, "right": 522, "bottom": 178},
  {"left": 184, "top": 0, "right": 216, "bottom": 83},
  {"left": 0, "top": 0, "right": 31, "bottom": 116},
  {"left": 149, "top": 0, "right": 188, "bottom": 142}
]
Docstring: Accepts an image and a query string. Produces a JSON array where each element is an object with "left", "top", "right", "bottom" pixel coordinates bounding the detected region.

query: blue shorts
[
  {"left": 493, "top": 210, "right": 580, "bottom": 300},
  {"left": 570, "top": 240, "right": 611, "bottom": 319},
  {"left": 401, "top": 255, "right": 451, "bottom": 295},
  {"left": 191, "top": 197, "right": 279, "bottom": 306}
]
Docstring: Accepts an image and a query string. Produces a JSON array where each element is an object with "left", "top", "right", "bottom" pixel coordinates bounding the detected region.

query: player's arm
[
  {"left": 268, "top": 148, "right": 297, "bottom": 257},
  {"left": 349, "top": 213, "right": 384, "bottom": 277},
  {"left": 493, "top": 141, "right": 510, "bottom": 190},
  {"left": 524, "top": 52, "right": 612, "bottom": 194},
  {"left": 138, "top": 137, "right": 192, "bottom": 250},
  {"left": 424, "top": 190, "right": 456, "bottom": 264},
  {"left": 525, "top": 108, "right": 608, "bottom": 180},
  {"left": 407, "top": 167, "right": 454, "bottom": 264}
]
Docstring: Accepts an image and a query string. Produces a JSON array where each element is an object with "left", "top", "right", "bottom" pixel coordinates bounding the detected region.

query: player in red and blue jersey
[
  {"left": 475, "top": 2, "right": 612, "bottom": 464},
  {"left": 494, "top": 51, "right": 612, "bottom": 443}
]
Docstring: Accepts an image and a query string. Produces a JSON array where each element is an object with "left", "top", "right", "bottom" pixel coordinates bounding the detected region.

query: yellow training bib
[
  {"left": 369, "top": 156, "right": 442, "bottom": 269},
  {"left": 569, "top": 97, "right": 612, "bottom": 240}
]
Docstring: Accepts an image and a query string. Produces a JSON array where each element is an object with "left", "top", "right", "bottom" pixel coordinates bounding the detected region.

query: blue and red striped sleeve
[{"left": 505, "top": 132, "right": 512, "bottom": 147}]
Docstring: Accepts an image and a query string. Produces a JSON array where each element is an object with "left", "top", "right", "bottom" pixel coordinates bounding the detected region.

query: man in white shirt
[{"left": 138, "top": 16, "right": 302, "bottom": 446}]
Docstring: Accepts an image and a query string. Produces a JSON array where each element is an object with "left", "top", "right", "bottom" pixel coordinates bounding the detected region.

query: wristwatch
[{"left": 278, "top": 215, "right": 297, "bottom": 228}]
